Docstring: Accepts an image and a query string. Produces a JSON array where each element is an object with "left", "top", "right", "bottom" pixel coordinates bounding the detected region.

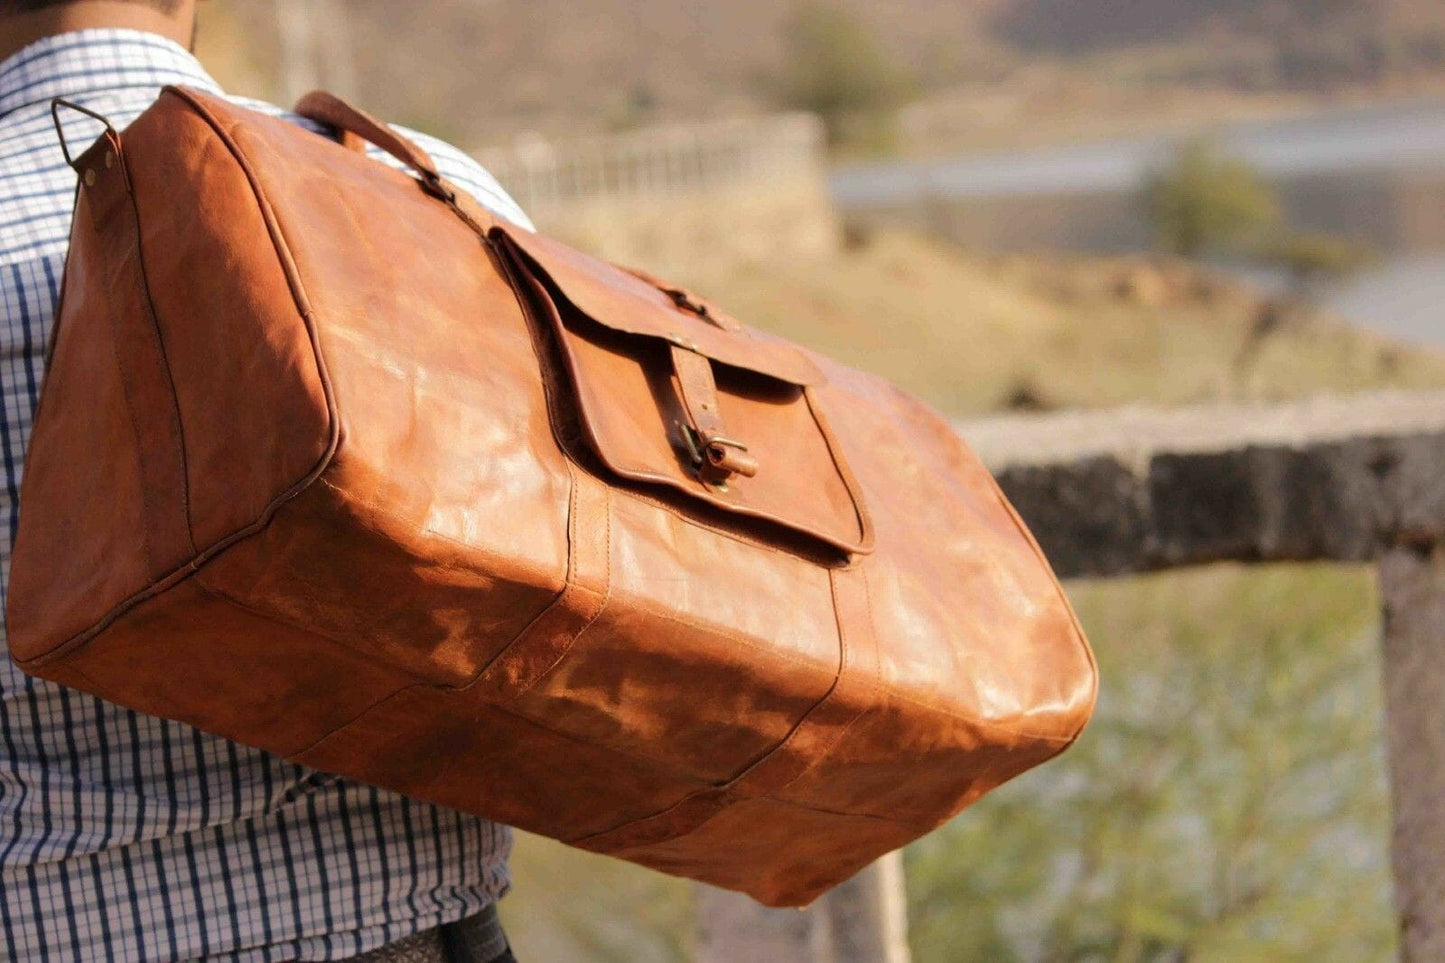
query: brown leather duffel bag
[{"left": 8, "top": 88, "right": 1096, "bottom": 906}]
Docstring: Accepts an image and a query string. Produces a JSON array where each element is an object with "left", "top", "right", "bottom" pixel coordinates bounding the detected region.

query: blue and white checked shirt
[{"left": 0, "top": 29, "right": 532, "bottom": 962}]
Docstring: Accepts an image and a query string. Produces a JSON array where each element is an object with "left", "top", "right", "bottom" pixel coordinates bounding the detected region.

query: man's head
[
  {"left": 2, "top": 0, "right": 182, "bottom": 10},
  {"left": 0, "top": 1, "right": 200, "bottom": 62}
]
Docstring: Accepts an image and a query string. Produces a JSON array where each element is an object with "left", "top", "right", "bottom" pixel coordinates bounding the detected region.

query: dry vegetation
[
  {"left": 202, "top": 0, "right": 1445, "bottom": 153},
  {"left": 672, "top": 231, "right": 1445, "bottom": 415}
]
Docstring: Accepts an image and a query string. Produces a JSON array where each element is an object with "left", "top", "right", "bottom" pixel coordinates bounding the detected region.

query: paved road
[
  {"left": 830, "top": 99, "right": 1445, "bottom": 347},
  {"left": 1321, "top": 253, "right": 1445, "bottom": 347},
  {"left": 831, "top": 99, "right": 1445, "bottom": 206}
]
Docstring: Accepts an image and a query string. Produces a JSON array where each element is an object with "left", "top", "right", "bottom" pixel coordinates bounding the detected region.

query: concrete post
[
  {"left": 694, "top": 885, "right": 826, "bottom": 963},
  {"left": 695, "top": 854, "right": 911, "bottom": 963},
  {"left": 1380, "top": 542, "right": 1445, "bottom": 962},
  {"left": 825, "top": 851, "right": 913, "bottom": 963}
]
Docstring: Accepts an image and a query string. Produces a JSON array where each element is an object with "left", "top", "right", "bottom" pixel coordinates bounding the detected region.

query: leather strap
[
  {"left": 294, "top": 90, "right": 442, "bottom": 181},
  {"left": 668, "top": 343, "right": 758, "bottom": 486},
  {"left": 293, "top": 90, "right": 498, "bottom": 235}
]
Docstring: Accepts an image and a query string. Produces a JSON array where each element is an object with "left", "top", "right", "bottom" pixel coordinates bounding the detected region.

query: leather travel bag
[{"left": 8, "top": 88, "right": 1096, "bottom": 906}]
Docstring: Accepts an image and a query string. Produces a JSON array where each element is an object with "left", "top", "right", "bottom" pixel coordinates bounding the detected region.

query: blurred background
[{"left": 196, "top": 2, "right": 1445, "bottom": 959}]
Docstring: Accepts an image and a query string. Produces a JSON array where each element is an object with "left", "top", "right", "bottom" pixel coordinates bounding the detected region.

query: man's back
[{"left": 0, "top": 27, "right": 526, "bottom": 961}]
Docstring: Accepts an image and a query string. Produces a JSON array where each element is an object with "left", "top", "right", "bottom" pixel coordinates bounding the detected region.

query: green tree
[
  {"left": 1144, "top": 139, "right": 1281, "bottom": 258},
  {"left": 776, "top": 2, "right": 913, "bottom": 151},
  {"left": 906, "top": 563, "right": 1395, "bottom": 962},
  {"left": 1264, "top": 231, "right": 1377, "bottom": 296}
]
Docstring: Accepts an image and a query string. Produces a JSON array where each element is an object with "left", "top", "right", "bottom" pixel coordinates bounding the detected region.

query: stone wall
[
  {"left": 960, "top": 390, "right": 1445, "bottom": 576},
  {"left": 700, "top": 389, "right": 1445, "bottom": 962}
]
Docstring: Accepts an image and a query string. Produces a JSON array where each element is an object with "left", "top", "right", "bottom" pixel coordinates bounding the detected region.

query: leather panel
[
  {"left": 8, "top": 86, "right": 1098, "bottom": 908},
  {"left": 33, "top": 578, "right": 409, "bottom": 760},
  {"left": 123, "top": 99, "right": 332, "bottom": 552}
]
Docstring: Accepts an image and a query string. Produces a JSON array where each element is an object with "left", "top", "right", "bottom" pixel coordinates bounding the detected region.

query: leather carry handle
[
  {"left": 294, "top": 90, "right": 449, "bottom": 193},
  {"left": 294, "top": 90, "right": 496, "bottom": 233}
]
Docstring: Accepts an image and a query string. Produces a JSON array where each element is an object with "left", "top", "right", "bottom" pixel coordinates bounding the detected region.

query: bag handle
[
  {"left": 294, "top": 90, "right": 497, "bottom": 233},
  {"left": 294, "top": 90, "right": 453, "bottom": 199}
]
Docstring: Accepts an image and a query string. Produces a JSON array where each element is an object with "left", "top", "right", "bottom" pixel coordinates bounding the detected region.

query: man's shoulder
[{"left": 226, "top": 94, "right": 533, "bottom": 230}]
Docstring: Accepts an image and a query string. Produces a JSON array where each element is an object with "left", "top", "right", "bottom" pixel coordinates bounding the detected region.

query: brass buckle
[
  {"left": 678, "top": 422, "right": 705, "bottom": 466},
  {"left": 677, "top": 423, "right": 749, "bottom": 492}
]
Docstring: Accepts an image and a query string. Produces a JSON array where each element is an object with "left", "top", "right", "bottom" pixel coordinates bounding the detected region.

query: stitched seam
[
  {"left": 465, "top": 458, "right": 580, "bottom": 691},
  {"left": 569, "top": 567, "right": 866, "bottom": 848},
  {"left": 126, "top": 148, "right": 198, "bottom": 555},
  {"left": 104, "top": 238, "right": 158, "bottom": 578},
  {"left": 803, "top": 385, "right": 874, "bottom": 552},
  {"left": 507, "top": 484, "right": 612, "bottom": 700},
  {"left": 770, "top": 567, "right": 880, "bottom": 795}
]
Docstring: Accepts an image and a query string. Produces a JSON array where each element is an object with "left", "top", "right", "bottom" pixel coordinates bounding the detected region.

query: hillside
[
  {"left": 202, "top": 0, "right": 1445, "bottom": 148},
  {"left": 671, "top": 231, "right": 1445, "bottom": 415}
]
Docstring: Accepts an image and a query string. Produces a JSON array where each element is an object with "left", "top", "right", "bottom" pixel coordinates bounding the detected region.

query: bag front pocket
[{"left": 494, "top": 226, "right": 871, "bottom": 556}]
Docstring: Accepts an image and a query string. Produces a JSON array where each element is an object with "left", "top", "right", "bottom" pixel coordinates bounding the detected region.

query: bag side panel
[
  {"left": 171, "top": 92, "right": 575, "bottom": 683},
  {"left": 8, "top": 94, "right": 337, "bottom": 666},
  {"left": 122, "top": 94, "right": 333, "bottom": 551},
  {"left": 30, "top": 577, "right": 412, "bottom": 760},
  {"left": 6, "top": 178, "right": 158, "bottom": 658},
  {"left": 821, "top": 362, "right": 1097, "bottom": 749}
]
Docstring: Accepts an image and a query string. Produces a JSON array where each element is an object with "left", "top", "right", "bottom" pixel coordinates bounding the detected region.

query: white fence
[{"left": 473, "top": 113, "right": 828, "bottom": 214}]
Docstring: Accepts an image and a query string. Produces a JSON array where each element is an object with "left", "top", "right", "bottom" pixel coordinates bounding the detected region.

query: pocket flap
[
  {"left": 494, "top": 225, "right": 871, "bottom": 556},
  {"left": 501, "top": 228, "right": 826, "bottom": 387}
]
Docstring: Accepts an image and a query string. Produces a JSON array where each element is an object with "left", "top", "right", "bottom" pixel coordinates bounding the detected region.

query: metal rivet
[
  {"left": 104, "top": 150, "right": 114, "bottom": 169},
  {"left": 83, "top": 169, "right": 95, "bottom": 186}
]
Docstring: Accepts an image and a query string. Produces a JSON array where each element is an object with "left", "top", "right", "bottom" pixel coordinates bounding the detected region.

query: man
[{"left": 0, "top": 2, "right": 530, "bottom": 959}]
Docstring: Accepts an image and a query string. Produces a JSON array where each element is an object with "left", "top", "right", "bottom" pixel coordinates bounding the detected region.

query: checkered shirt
[{"left": 0, "top": 28, "right": 530, "bottom": 962}]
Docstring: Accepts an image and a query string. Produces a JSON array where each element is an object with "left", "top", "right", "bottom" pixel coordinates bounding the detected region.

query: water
[{"left": 830, "top": 99, "right": 1445, "bottom": 347}]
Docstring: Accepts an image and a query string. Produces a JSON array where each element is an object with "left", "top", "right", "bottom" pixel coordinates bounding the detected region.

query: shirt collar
[{"left": 0, "top": 28, "right": 221, "bottom": 119}]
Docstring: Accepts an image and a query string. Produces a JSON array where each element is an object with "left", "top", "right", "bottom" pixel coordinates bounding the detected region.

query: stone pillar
[
  {"left": 1380, "top": 542, "right": 1445, "bottom": 962},
  {"left": 695, "top": 854, "right": 911, "bottom": 963},
  {"left": 694, "top": 885, "right": 825, "bottom": 963},
  {"left": 825, "top": 851, "right": 912, "bottom": 963}
]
